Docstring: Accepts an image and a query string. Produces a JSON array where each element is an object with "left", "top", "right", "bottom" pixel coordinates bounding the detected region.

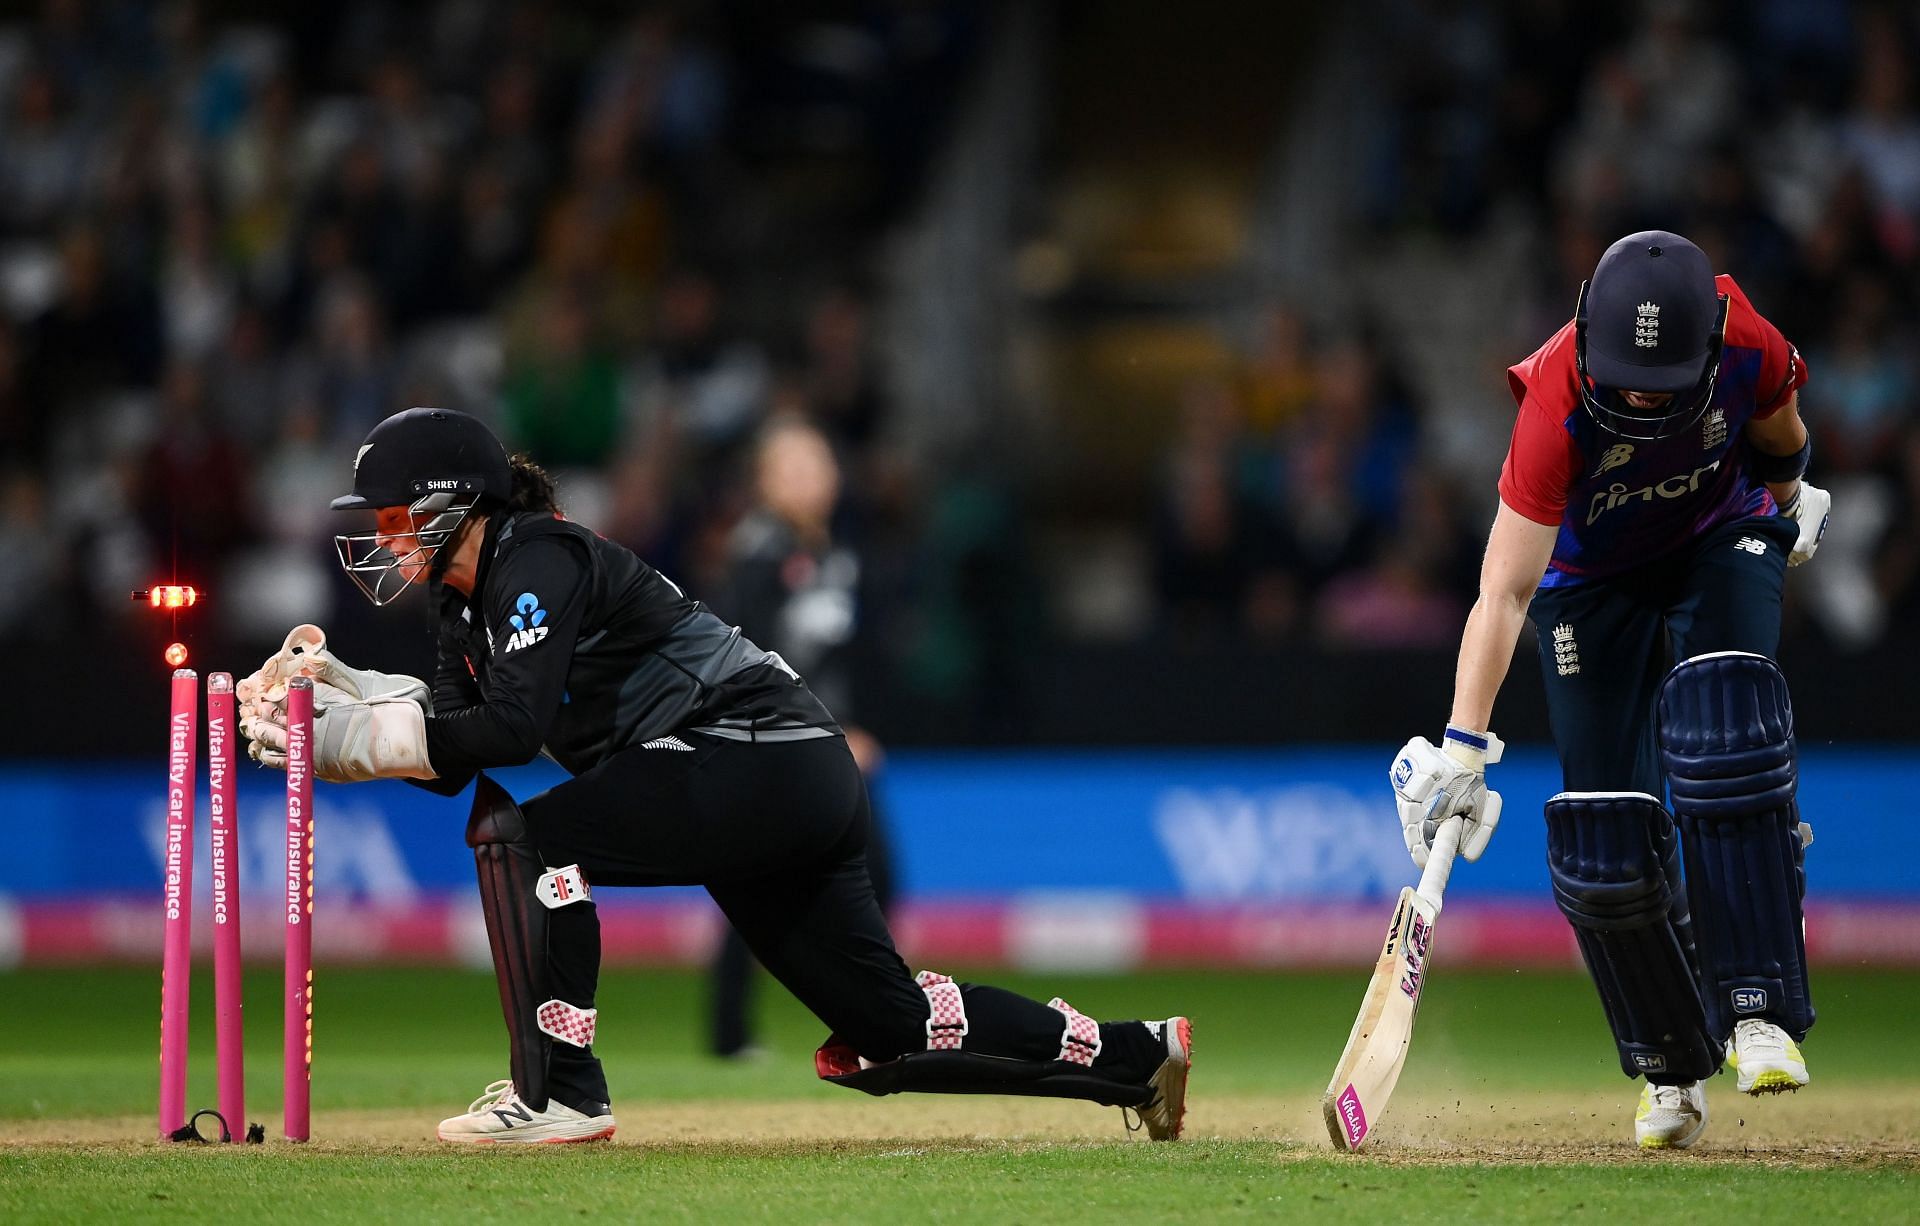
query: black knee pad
[
  {"left": 467, "top": 774, "right": 599, "bottom": 1111},
  {"left": 1545, "top": 791, "right": 1720, "bottom": 1083},
  {"left": 1659, "top": 651, "right": 1814, "bottom": 1042}
]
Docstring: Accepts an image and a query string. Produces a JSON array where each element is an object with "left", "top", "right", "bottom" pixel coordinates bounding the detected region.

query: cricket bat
[{"left": 1322, "top": 812, "right": 1472, "bottom": 1151}]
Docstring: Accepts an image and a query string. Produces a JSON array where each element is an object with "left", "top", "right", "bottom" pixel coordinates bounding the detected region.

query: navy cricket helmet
[{"left": 1574, "top": 230, "right": 1729, "bottom": 440}]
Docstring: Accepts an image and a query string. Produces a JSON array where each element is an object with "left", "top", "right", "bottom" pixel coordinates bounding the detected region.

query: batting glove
[
  {"left": 1390, "top": 725, "right": 1505, "bottom": 869},
  {"left": 1779, "top": 482, "right": 1830, "bottom": 566}
]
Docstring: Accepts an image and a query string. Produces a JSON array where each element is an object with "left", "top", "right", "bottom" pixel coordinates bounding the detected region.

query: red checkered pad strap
[
  {"left": 536, "top": 999, "right": 597, "bottom": 1048},
  {"left": 915, "top": 970, "right": 968, "bottom": 1050},
  {"left": 1047, "top": 997, "right": 1101, "bottom": 1065}
]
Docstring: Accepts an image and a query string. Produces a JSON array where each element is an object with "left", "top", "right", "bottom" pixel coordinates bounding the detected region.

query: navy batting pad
[
  {"left": 1545, "top": 791, "right": 1720, "bottom": 1083},
  {"left": 1659, "top": 651, "right": 1814, "bottom": 1041}
]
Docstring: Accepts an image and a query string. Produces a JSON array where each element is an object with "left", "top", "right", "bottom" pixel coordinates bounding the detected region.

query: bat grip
[{"left": 1416, "top": 815, "right": 1465, "bottom": 909}]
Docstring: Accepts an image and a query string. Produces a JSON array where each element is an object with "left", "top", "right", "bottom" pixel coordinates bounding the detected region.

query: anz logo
[
  {"left": 503, "top": 591, "right": 549, "bottom": 653},
  {"left": 1586, "top": 460, "right": 1721, "bottom": 526}
]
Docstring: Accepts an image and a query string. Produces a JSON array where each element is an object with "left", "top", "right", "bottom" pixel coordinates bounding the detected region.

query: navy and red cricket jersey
[{"left": 1499, "top": 275, "right": 1807, "bottom": 588}]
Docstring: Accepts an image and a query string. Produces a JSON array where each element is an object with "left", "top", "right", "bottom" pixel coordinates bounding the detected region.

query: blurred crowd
[
  {"left": 0, "top": 0, "right": 974, "bottom": 679},
  {"left": 1151, "top": 315, "right": 1475, "bottom": 649},
  {"left": 5, "top": 0, "right": 1918, "bottom": 715}
]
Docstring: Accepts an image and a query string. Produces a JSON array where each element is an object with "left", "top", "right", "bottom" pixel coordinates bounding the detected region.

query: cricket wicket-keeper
[
  {"left": 237, "top": 407, "right": 1192, "bottom": 1144},
  {"left": 1388, "top": 231, "right": 1825, "bottom": 1149}
]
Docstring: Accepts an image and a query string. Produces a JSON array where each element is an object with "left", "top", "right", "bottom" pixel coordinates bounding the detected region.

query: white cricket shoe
[
  {"left": 1635, "top": 1080, "right": 1708, "bottom": 1149},
  {"left": 436, "top": 1079, "right": 616, "bottom": 1144},
  {"left": 1134, "top": 1017, "right": 1193, "bottom": 1142},
  {"left": 1726, "top": 1018, "right": 1810, "bottom": 1095}
]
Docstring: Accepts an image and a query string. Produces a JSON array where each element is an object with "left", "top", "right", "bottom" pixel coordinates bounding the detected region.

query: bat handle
[{"left": 1416, "top": 814, "right": 1466, "bottom": 909}]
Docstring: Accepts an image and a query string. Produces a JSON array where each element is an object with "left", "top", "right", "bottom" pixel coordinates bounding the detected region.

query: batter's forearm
[{"left": 1449, "top": 592, "right": 1530, "bottom": 732}]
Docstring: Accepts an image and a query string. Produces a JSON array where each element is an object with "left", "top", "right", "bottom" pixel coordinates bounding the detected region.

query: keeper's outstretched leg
[
  {"left": 438, "top": 775, "right": 617, "bottom": 1143},
  {"left": 708, "top": 819, "right": 1193, "bottom": 1140},
  {"left": 813, "top": 973, "right": 1194, "bottom": 1140}
]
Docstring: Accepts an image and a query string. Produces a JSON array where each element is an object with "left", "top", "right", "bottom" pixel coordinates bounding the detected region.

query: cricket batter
[
  {"left": 1388, "top": 231, "right": 1827, "bottom": 1149},
  {"left": 237, "top": 406, "right": 1191, "bottom": 1144}
]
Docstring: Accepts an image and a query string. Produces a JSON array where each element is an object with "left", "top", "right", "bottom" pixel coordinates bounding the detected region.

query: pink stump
[
  {"left": 158, "top": 668, "right": 198, "bottom": 1141},
  {"left": 283, "top": 676, "right": 315, "bottom": 1142},
  {"left": 206, "top": 673, "right": 244, "bottom": 1139}
]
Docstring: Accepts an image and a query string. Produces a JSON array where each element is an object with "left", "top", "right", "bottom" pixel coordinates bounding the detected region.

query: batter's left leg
[{"left": 1659, "top": 651, "right": 1814, "bottom": 1092}]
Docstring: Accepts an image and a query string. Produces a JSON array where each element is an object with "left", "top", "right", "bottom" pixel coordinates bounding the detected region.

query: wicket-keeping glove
[
  {"left": 1389, "top": 725, "right": 1505, "bottom": 869},
  {"left": 242, "top": 680, "right": 437, "bottom": 784},
  {"left": 236, "top": 623, "right": 428, "bottom": 726}
]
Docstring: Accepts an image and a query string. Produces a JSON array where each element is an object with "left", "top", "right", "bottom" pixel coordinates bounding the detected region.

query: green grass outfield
[{"left": 2, "top": 966, "right": 1915, "bottom": 1223}]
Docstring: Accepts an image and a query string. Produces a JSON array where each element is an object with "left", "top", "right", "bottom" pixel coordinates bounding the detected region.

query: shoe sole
[
  {"left": 1740, "top": 1069, "right": 1807, "bottom": 1096},
  {"left": 1144, "top": 1017, "right": 1193, "bottom": 1142},
  {"left": 1729, "top": 1050, "right": 1809, "bottom": 1095},
  {"left": 436, "top": 1123, "right": 616, "bottom": 1144},
  {"left": 1636, "top": 1099, "right": 1708, "bottom": 1150},
  {"left": 1637, "top": 1119, "right": 1706, "bottom": 1151}
]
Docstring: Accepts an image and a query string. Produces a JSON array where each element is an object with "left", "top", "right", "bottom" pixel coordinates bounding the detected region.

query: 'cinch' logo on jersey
[
  {"left": 503, "top": 591, "right": 549, "bottom": 652},
  {"left": 1591, "top": 443, "right": 1634, "bottom": 477},
  {"left": 1586, "top": 460, "right": 1721, "bottom": 526}
]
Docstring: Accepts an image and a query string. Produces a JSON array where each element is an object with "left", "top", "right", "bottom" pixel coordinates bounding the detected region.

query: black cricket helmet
[
  {"left": 1574, "top": 230, "right": 1729, "bottom": 440},
  {"left": 331, "top": 407, "right": 511, "bottom": 605}
]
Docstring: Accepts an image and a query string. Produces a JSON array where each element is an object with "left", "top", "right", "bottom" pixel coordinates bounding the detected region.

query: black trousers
[
  {"left": 1527, "top": 512, "right": 1798, "bottom": 794},
  {"left": 518, "top": 732, "right": 1157, "bottom": 1104},
  {"left": 709, "top": 789, "right": 896, "bottom": 1056}
]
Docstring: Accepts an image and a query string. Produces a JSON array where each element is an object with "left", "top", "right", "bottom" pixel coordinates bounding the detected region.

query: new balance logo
[
  {"left": 491, "top": 1101, "right": 534, "bottom": 1129},
  {"left": 1591, "top": 443, "right": 1634, "bottom": 477},
  {"left": 1735, "top": 536, "right": 1767, "bottom": 556}
]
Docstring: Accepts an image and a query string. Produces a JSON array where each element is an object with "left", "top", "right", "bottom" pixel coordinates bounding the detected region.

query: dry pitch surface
[
  {"left": 3, "top": 968, "right": 1915, "bottom": 1222},
  {"left": 6, "top": 1087, "right": 1916, "bottom": 1166}
]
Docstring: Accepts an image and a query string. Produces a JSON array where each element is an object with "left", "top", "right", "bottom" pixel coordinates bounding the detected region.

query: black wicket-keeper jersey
[{"left": 415, "top": 510, "right": 840, "bottom": 795}]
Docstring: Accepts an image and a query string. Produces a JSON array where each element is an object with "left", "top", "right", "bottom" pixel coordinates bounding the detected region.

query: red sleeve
[
  {"left": 1753, "top": 333, "right": 1806, "bottom": 419},
  {"left": 1719, "top": 275, "right": 1807, "bottom": 419},
  {"left": 1498, "top": 396, "right": 1579, "bottom": 526}
]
